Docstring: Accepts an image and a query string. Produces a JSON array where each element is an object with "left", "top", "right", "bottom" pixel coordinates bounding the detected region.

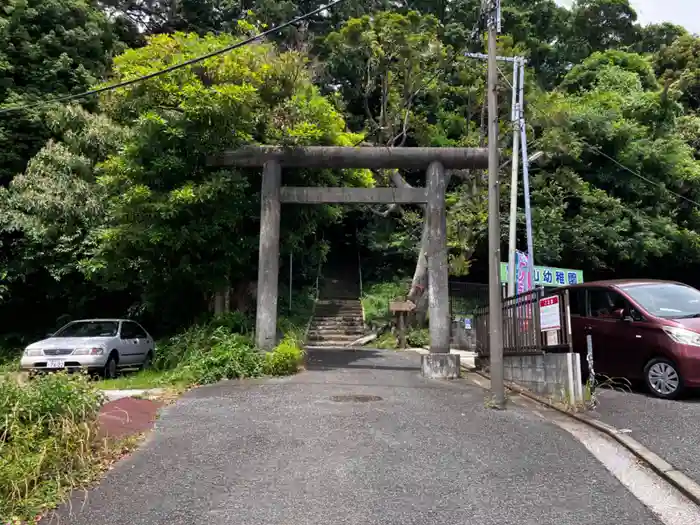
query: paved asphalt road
[
  {"left": 591, "top": 387, "right": 700, "bottom": 485},
  {"left": 56, "top": 349, "right": 663, "bottom": 525}
]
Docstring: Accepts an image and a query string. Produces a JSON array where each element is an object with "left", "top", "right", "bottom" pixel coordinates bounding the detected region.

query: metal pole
[
  {"left": 487, "top": 0, "right": 505, "bottom": 408},
  {"left": 289, "top": 252, "right": 293, "bottom": 314},
  {"left": 507, "top": 58, "right": 520, "bottom": 297},
  {"left": 518, "top": 58, "right": 535, "bottom": 286}
]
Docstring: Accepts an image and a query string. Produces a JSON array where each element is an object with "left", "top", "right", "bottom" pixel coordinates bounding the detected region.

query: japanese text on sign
[
  {"left": 539, "top": 295, "right": 561, "bottom": 332},
  {"left": 500, "top": 263, "right": 583, "bottom": 288}
]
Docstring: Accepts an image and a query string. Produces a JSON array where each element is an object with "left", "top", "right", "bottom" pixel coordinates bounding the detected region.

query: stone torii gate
[{"left": 207, "top": 146, "right": 489, "bottom": 378}]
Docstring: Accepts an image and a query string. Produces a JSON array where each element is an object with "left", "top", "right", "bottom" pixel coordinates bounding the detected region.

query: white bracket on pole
[
  {"left": 482, "top": 0, "right": 501, "bottom": 33},
  {"left": 464, "top": 53, "right": 527, "bottom": 64}
]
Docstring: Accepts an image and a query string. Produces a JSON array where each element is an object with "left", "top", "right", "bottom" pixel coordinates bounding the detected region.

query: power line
[
  {"left": 524, "top": 99, "right": 700, "bottom": 208},
  {"left": 583, "top": 143, "right": 700, "bottom": 208},
  {"left": 499, "top": 70, "right": 700, "bottom": 210},
  {"left": 0, "top": 0, "right": 348, "bottom": 116}
]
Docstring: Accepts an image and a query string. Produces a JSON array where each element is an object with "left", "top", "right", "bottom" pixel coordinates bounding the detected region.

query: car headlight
[
  {"left": 23, "top": 348, "right": 43, "bottom": 357},
  {"left": 663, "top": 326, "right": 700, "bottom": 346},
  {"left": 72, "top": 347, "right": 105, "bottom": 356}
]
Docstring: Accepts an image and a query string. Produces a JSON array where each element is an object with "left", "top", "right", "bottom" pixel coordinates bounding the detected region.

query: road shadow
[{"left": 305, "top": 348, "right": 421, "bottom": 372}]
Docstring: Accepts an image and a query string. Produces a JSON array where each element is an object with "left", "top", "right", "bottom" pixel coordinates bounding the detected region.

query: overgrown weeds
[
  {"left": 406, "top": 327, "right": 429, "bottom": 348},
  {"left": 361, "top": 280, "right": 408, "bottom": 327},
  {"left": 99, "top": 311, "right": 304, "bottom": 389},
  {"left": 0, "top": 373, "right": 105, "bottom": 522}
]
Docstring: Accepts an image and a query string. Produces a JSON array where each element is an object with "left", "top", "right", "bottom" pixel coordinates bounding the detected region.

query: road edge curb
[{"left": 469, "top": 368, "right": 700, "bottom": 507}]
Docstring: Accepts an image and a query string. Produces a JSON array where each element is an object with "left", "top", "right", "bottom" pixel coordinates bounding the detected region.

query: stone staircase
[
  {"left": 305, "top": 299, "right": 365, "bottom": 347},
  {"left": 306, "top": 263, "right": 364, "bottom": 347}
]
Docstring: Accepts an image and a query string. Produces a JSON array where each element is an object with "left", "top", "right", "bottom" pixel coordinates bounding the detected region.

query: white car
[{"left": 20, "top": 319, "right": 155, "bottom": 378}]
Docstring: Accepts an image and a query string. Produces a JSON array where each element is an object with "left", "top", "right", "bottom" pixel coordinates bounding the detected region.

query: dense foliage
[
  {"left": 2, "top": 0, "right": 700, "bottom": 343},
  {"left": 0, "top": 373, "right": 104, "bottom": 521}
]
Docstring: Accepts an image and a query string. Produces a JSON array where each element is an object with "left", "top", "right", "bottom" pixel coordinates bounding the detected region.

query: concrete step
[
  {"left": 315, "top": 305, "right": 362, "bottom": 311},
  {"left": 315, "top": 305, "right": 362, "bottom": 310},
  {"left": 315, "top": 308, "right": 361, "bottom": 312},
  {"left": 310, "top": 322, "right": 364, "bottom": 329},
  {"left": 312, "top": 316, "right": 363, "bottom": 322},
  {"left": 307, "top": 333, "right": 362, "bottom": 342},
  {"left": 314, "top": 314, "right": 363, "bottom": 320},
  {"left": 308, "top": 329, "right": 365, "bottom": 336},
  {"left": 305, "top": 342, "right": 356, "bottom": 348},
  {"left": 312, "top": 315, "right": 363, "bottom": 321}
]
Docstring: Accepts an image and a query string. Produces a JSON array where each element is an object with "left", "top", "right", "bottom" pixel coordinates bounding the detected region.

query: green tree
[
  {"left": 0, "top": 0, "right": 124, "bottom": 184},
  {"left": 323, "top": 11, "right": 491, "bottom": 321},
  {"left": 634, "top": 22, "right": 686, "bottom": 54},
  {"left": 655, "top": 34, "right": 700, "bottom": 112},
  {"left": 565, "top": 0, "right": 639, "bottom": 62},
  {"left": 82, "top": 30, "right": 370, "bottom": 315},
  {"left": 559, "top": 50, "right": 658, "bottom": 93},
  {"left": 530, "top": 58, "right": 700, "bottom": 274}
]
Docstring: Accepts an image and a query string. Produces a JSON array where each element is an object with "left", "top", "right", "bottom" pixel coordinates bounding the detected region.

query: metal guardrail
[{"left": 475, "top": 287, "right": 572, "bottom": 356}]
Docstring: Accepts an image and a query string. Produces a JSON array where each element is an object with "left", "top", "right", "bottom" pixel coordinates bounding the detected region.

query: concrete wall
[{"left": 504, "top": 353, "right": 583, "bottom": 405}]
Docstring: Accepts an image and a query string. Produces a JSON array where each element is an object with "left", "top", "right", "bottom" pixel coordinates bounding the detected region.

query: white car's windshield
[
  {"left": 619, "top": 283, "right": 700, "bottom": 319},
  {"left": 53, "top": 321, "right": 119, "bottom": 338}
]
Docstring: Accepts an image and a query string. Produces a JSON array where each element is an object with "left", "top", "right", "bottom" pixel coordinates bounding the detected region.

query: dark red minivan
[{"left": 565, "top": 279, "right": 700, "bottom": 399}]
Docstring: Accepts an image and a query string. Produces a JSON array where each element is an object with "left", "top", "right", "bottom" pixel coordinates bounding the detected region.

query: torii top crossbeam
[{"left": 207, "top": 146, "right": 489, "bottom": 170}]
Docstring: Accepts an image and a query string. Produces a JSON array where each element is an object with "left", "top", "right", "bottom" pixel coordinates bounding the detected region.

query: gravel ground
[
  {"left": 55, "top": 349, "right": 661, "bottom": 525},
  {"left": 591, "top": 387, "right": 700, "bottom": 485}
]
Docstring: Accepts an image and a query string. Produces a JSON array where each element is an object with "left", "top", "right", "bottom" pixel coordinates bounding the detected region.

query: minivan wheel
[
  {"left": 103, "top": 353, "right": 118, "bottom": 379},
  {"left": 644, "top": 358, "right": 683, "bottom": 399}
]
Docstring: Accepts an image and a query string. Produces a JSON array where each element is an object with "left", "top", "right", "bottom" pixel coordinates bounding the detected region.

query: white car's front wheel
[{"left": 103, "top": 353, "right": 118, "bottom": 379}]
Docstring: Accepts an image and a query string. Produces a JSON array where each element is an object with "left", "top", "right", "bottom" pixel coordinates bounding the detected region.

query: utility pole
[
  {"left": 486, "top": 0, "right": 505, "bottom": 408},
  {"left": 507, "top": 58, "right": 520, "bottom": 297},
  {"left": 518, "top": 61, "right": 536, "bottom": 288}
]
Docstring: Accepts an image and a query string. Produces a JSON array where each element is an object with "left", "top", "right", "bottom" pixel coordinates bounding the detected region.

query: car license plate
[{"left": 47, "top": 359, "right": 65, "bottom": 369}]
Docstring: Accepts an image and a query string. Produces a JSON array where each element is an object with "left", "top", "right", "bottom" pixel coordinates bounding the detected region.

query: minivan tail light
[{"left": 662, "top": 326, "right": 700, "bottom": 347}]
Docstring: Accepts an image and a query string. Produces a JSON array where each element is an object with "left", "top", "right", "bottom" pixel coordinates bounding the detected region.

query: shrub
[
  {"left": 262, "top": 335, "right": 305, "bottom": 376},
  {"left": 361, "top": 280, "right": 409, "bottom": 327},
  {"left": 153, "top": 319, "right": 305, "bottom": 387},
  {"left": 168, "top": 333, "right": 262, "bottom": 385},
  {"left": 207, "top": 311, "right": 253, "bottom": 334},
  {"left": 152, "top": 312, "right": 254, "bottom": 372},
  {"left": 407, "top": 328, "right": 430, "bottom": 348},
  {"left": 372, "top": 331, "right": 398, "bottom": 349},
  {"left": 0, "top": 373, "right": 104, "bottom": 522}
]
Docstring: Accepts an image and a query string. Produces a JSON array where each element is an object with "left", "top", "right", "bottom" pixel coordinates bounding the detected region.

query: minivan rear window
[{"left": 619, "top": 283, "right": 700, "bottom": 319}]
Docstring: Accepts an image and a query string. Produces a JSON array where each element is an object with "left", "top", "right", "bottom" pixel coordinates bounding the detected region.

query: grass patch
[
  {"left": 373, "top": 332, "right": 398, "bottom": 349},
  {"left": 361, "top": 280, "right": 409, "bottom": 327},
  {"left": 407, "top": 327, "right": 430, "bottom": 348},
  {"left": 0, "top": 346, "right": 20, "bottom": 377},
  {"left": 0, "top": 372, "right": 108, "bottom": 522},
  {"left": 95, "top": 369, "right": 179, "bottom": 390},
  {"left": 369, "top": 327, "right": 430, "bottom": 350}
]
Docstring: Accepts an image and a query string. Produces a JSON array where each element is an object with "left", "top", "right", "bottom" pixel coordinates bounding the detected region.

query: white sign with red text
[{"left": 539, "top": 295, "right": 561, "bottom": 332}]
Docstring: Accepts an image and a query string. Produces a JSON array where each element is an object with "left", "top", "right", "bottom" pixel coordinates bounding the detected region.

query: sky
[{"left": 556, "top": 0, "right": 700, "bottom": 35}]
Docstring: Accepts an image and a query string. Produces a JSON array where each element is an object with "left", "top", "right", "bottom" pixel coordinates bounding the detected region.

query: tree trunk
[{"left": 407, "top": 172, "right": 453, "bottom": 324}]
